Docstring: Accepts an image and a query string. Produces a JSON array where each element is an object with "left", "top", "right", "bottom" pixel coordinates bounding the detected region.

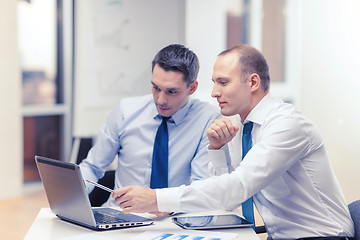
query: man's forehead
[
  {"left": 213, "top": 57, "right": 241, "bottom": 74},
  {"left": 151, "top": 81, "right": 183, "bottom": 90}
]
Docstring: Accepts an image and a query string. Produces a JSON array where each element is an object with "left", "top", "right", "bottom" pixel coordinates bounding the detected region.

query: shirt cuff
[
  {"left": 156, "top": 187, "right": 182, "bottom": 213},
  {"left": 208, "top": 145, "right": 230, "bottom": 175}
]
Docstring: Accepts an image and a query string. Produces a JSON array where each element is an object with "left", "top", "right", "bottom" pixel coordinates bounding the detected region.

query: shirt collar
[
  {"left": 244, "top": 93, "right": 280, "bottom": 126},
  {"left": 152, "top": 98, "right": 193, "bottom": 125}
]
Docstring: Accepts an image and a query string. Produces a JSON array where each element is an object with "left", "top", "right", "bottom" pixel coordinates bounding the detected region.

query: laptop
[{"left": 35, "top": 155, "right": 154, "bottom": 230}]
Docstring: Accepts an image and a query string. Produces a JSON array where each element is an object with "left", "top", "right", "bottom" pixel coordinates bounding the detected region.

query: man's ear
[
  {"left": 189, "top": 81, "right": 198, "bottom": 95},
  {"left": 249, "top": 73, "right": 261, "bottom": 91}
]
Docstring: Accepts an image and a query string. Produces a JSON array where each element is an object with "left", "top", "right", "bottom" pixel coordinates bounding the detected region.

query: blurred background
[{"left": 0, "top": 0, "right": 359, "bottom": 207}]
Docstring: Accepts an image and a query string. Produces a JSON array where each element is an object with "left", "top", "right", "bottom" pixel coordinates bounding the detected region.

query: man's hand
[
  {"left": 112, "top": 186, "right": 158, "bottom": 214},
  {"left": 149, "top": 211, "right": 172, "bottom": 217},
  {"left": 207, "top": 118, "right": 239, "bottom": 150}
]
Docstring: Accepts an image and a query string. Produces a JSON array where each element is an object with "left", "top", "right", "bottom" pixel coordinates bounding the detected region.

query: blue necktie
[
  {"left": 150, "top": 116, "right": 170, "bottom": 189},
  {"left": 241, "top": 121, "right": 255, "bottom": 227}
]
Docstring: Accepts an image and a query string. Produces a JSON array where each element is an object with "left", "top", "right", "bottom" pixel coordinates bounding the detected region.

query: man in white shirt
[{"left": 112, "top": 45, "right": 355, "bottom": 239}]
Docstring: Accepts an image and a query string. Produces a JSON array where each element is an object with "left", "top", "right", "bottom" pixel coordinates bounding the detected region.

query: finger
[
  {"left": 122, "top": 203, "right": 147, "bottom": 214},
  {"left": 207, "top": 126, "right": 221, "bottom": 139},
  {"left": 149, "top": 211, "right": 168, "bottom": 217},
  {"left": 233, "top": 125, "right": 240, "bottom": 133},
  {"left": 113, "top": 186, "right": 136, "bottom": 200},
  {"left": 211, "top": 120, "right": 228, "bottom": 139},
  {"left": 208, "top": 125, "right": 226, "bottom": 141},
  {"left": 221, "top": 118, "right": 234, "bottom": 133},
  {"left": 208, "top": 119, "right": 233, "bottom": 144},
  {"left": 113, "top": 187, "right": 135, "bottom": 206},
  {"left": 119, "top": 200, "right": 132, "bottom": 210},
  {"left": 112, "top": 187, "right": 128, "bottom": 199},
  {"left": 221, "top": 118, "right": 239, "bottom": 137},
  {"left": 122, "top": 205, "right": 134, "bottom": 214},
  {"left": 115, "top": 195, "right": 129, "bottom": 205},
  {"left": 216, "top": 119, "right": 233, "bottom": 139}
]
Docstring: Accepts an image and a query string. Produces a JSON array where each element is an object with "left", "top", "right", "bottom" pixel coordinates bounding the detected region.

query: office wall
[
  {"left": 185, "top": 0, "right": 226, "bottom": 105},
  {"left": 300, "top": 0, "right": 360, "bottom": 203},
  {"left": 187, "top": 0, "right": 360, "bottom": 204},
  {"left": 1, "top": 0, "right": 358, "bottom": 204},
  {"left": 0, "top": 1, "right": 23, "bottom": 200}
]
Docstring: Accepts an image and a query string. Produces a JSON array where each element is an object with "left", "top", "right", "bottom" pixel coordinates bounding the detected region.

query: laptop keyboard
[{"left": 93, "top": 210, "right": 128, "bottom": 224}]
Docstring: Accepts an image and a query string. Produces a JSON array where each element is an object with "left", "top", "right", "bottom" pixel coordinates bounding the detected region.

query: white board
[{"left": 73, "top": 0, "right": 185, "bottom": 137}]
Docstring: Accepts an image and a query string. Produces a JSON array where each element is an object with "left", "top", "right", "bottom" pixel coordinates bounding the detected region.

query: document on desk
[
  {"left": 59, "top": 233, "right": 112, "bottom": 240},
  {"left": 130, "top": 229, "right": 237, "bottom": 240}
]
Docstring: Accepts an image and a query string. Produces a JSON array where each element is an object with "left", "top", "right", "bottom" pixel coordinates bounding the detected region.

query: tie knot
[
  {"left": 162, "top": 116, "right": 170, "bottom": 123},
  {"left": 243, "top": 121, "right": 253, "bottom": 134}
]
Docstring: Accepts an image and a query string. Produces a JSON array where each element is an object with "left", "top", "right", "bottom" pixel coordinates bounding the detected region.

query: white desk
[{"left": 24, "top": 208, "right": 260, "bottom": 240}]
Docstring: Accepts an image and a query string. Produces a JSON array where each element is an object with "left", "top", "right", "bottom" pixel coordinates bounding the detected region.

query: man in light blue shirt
[{"left": 80, "top": 44, "right": 221, "bottom": 207}]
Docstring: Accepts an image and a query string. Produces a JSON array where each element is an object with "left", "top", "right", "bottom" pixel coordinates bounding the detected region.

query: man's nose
[
  {"left": 157, "top": 91, "right": 168, "bottom": 105},
  {"left": 211, "top": 85, "right": 220, "bottom": 98}
]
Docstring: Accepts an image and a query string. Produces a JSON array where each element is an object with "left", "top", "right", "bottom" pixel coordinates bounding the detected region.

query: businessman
[
  {"left": 80, "top": 44, "right": 220, "bottom": 207},
  {"left": 112, "top": 44, "right": 355, "bottom": 239}
]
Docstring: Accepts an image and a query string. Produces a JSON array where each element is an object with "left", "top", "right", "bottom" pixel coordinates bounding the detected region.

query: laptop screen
[{"left": 36, "top": 156, "right": 100, "bottom": 227}]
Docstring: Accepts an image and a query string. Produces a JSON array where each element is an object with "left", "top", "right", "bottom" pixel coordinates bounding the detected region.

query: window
[
  {"left": 18, "top": 0, "right": 71, "bottom": 183},
  {"left": 226, "top": 0, "right": 300, "bottom": 104},
  {"left": 23, "top": 116, "right": 61, "bottom": 181},
  {"left": 226, "top": 0, "right": 250, "bottom": 47},
  {"left": 261, "top": 0, "right": 286, "bottom": 84},
  {"left": 18, "top": 0, "right": 57, "bottom": 105}
]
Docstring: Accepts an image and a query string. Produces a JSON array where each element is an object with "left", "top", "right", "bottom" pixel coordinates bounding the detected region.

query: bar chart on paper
[{"left": 130, "top": 230, "right": 238, "bottom": 240}]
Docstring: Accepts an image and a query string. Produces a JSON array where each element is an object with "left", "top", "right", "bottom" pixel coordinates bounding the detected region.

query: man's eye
[
  {"left": 220, "top": 81, "right": 228, "bottom": 85},
  {"left": 153, "top": 86, "right": 161, "bottom": 92},
  {"left": 167, "top": 90, "right": 177, "bottom": 95}
]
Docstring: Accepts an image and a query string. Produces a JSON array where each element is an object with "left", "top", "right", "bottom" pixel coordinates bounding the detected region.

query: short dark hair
[
  {"left": 152, "top": 44, "right": 199, "bottom": 86},
  {"left": 219, "top": 45, "right": 270, "bottom": 91}
]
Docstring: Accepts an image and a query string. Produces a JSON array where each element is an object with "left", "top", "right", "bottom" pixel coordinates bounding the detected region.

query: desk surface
[{"left": 24, "top": 208, "right": 260, "bottom": 240}]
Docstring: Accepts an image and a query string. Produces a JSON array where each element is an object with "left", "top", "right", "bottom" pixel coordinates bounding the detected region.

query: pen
[{"left": 85, "top": 179, "right": 113, "bottom": 193}]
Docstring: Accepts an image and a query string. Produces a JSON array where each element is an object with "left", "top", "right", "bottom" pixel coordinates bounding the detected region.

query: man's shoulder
[
  {"left": 121, "top": 94, "right": 153, "bottom": 106},
  {"left": 263, "top": 99, "right": 322, "bottom": 141},
  {"left": 117, "top": 94, "right": 154, "bottom": 116},
  {"left": 120, "top": 94, "right": 153, "bottom": 108},
  {"left": 190, "top": 98, "right": 218, "bottom": 111},
  {"left": 188, "top": 98, "right": 220, "bottom": 117}
]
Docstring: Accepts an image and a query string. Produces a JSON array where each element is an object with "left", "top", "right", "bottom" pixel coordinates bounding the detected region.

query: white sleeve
[
  {"left": 207, "top": 145, "right": 232, "bottom": 176},
  {"left": 155, "top": 113, "right": 314, "bottom": 214},
  {"left": 156, "top": 173, "right": 245, "bottom": 213},
  {"left": 156, "top": 187, "right": 182, "bottom": 213}
]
